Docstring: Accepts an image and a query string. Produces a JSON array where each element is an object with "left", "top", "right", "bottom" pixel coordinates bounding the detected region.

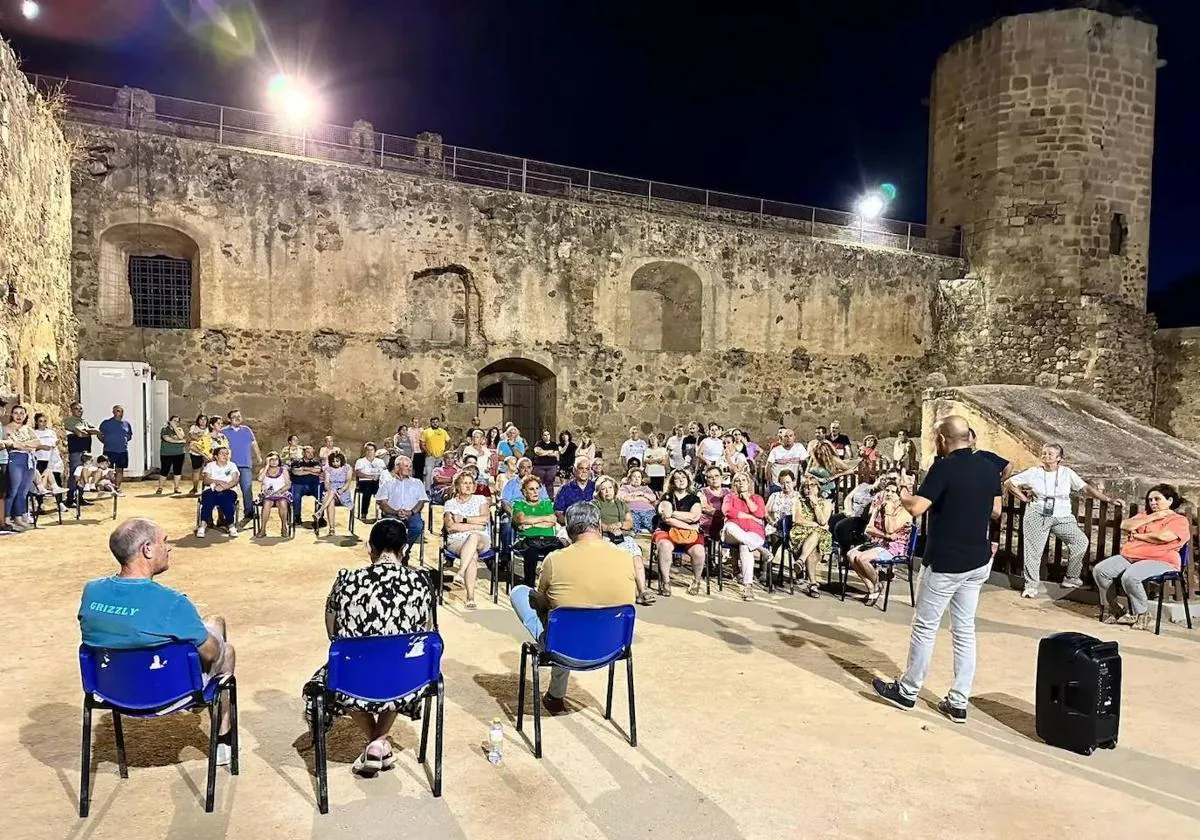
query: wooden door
[{"left": 503, "top": 380, "right": 538, "bottom": 437}]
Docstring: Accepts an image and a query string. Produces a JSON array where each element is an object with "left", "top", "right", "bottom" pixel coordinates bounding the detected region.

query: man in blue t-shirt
[
  {"left": 223, "top": 409, "right": 262, "bottom": 521},
  {"left": 78, "top": 517, "right": 237, "bottom": 763},
  {"left": 553, "top": 458, "right": 595, "bottom": 526},
  {"left": 97, "top": 405, "right": 133, "bottom": 494}
]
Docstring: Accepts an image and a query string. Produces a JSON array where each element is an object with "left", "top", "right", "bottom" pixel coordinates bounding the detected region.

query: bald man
[
  {"left": 78, "top": 517, "right": 237, "bottom": 763},
  {"left": 872, "top": 415, "right": 1001, "bottom": 725}
]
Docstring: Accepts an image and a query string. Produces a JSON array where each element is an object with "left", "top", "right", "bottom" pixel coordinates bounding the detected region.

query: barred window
[{"left": 128, "top": 255, "right": 194, "bottom": 328}]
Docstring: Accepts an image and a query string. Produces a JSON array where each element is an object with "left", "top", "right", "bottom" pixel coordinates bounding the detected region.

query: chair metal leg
[
  {"left": 532, "top": 657, "right": 543, "bottom": 759},
  {"left": 433, "top": 677, "right": 444, "bottom": 797},
  {"left": 626, "top": 652, "right": 638, "bottom": 748},
  {"left": 1155, "top": 586, "right": 1165, "bottom": 635},
  {"left": 1183, "top": 585, "right": 1193, "bottom": 630},
  {"left": 516, "top": 644, "right": 528, "bottom": 733},
  {"left": 418, "top": 692, "right": 432, "bottom": 763},
  {"left": 228, "top": 678, "right": 240, "bottom": 775},
  {"left": 881, "top": 568, "right": 894, "bottom": 613},
  {"left": 79, "top": 701, "right": 92, "bottom": 817},
  {"left": 907, "top": 560, "right": 916, "bottom": 606},
  {"left": 604, "top": 662, "right": 615, "bottom": 720},
  {"left": 436, "top": 554, "right": 444, "bottom": 606},
  {"left": 112, "top": 711, "right": 128, "bottom": 778},
  {"left": 313, "top": 693, "right": 329, "bottom": 815},
  {"left": 204, "top": 704, "right": 219, "bottom": 812}
]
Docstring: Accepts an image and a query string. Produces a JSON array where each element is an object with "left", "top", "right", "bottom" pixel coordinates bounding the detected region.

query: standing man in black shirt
[{"left": 873, "top": 415, "right": 1001, "bottom": 724}]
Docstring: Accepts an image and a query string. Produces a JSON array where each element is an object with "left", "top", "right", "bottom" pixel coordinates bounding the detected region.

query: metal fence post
[
  {"left": 810, "top": 206, "right": 816, "bottom": 235},
  {"left": 759, "top": 198, "right": 764, "bottom": 226},
  {"left": 647, "top": 181, "right": 652, "bottom": 210},
  {"left": 906, "top": 223, "right": 912, "bottom": 251},
  {"left": 587, "top": 170, "right": 592, "bottom": 200},
  {"left": 218, "top": 106, "right": 224, "bottom": 145},
  {"left": 705, "top": 190, "right": 710, "bottom": 210},
  {"left": 378, "top": 133, "right": 384, "bottom": 167},
  {"left": 451, "top": 146, "right": 457, "bottom": 180},
  {"left": 521, "top": 158, "right": 528, "bottom": 193}
]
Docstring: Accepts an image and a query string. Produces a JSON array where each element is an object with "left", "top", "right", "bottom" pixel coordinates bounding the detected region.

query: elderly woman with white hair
[
  {"left": 1005, "top": 442, "right": 1123, "bottom": 598},
  {"left": 442, "top": 471, "right": 491, "bottom": 609},
  {"left": 595, "top": 475, "right": 655, "bottom": 605}
]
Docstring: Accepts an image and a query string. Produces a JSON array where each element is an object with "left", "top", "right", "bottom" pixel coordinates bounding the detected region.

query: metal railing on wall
[{"left": 29, "top": 74, "right": 964, "bottom": 258}]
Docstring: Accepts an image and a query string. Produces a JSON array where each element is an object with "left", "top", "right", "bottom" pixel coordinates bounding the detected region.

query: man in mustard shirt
[
  {"left": 418, "top": 417, "right": 451, "bottom": 490},
  {"left": 509, "top": 501, "right": 636, "bottom": 714}
]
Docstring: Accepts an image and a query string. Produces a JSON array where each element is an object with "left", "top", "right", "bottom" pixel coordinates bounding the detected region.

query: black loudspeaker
[{"left": 1035, "top": 632, "right": 1121, "bottom": 755}]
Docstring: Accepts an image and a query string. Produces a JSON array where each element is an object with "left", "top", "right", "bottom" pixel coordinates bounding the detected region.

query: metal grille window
[{"left": 128, "top": 255, "right": 194, "bottom": 328}]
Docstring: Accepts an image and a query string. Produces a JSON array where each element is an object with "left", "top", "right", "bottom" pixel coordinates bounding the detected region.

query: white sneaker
[
  {"left": 215, "top": 742, "right": 232, "bottom": 767},
  {"left": 1061, "top": 576, "right": 1084, "bottom": 589},
  {"left": 58, "top": 503, "right": 67, "bottom": 512},
  {"left": 21, "top": 514, "right": 33, "bottom": 525},
  {"left": 227, "top": 525, "right": 238, "bottom": 537},
  {"left": 113, "top": 489, "right": 125, "bottom": 498},
  {"left": 1021, "top": 585, "right": 1039, "bottom": 598},
  {"left": 196, "top": 524, "right": 207, "bottom": 538}
]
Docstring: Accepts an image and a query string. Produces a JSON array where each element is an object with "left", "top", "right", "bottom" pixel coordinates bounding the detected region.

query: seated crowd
[
  {"left": 67, "top": 414, "right": 1198, "bottom": 790},
  {"left": 12, "top": 395, "right": 1191, "bottom": 633}
]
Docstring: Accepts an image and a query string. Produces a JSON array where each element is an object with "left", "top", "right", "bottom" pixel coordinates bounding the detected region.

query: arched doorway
[{"left": 477, "top": 358, "right": 557, "bottom": 437}]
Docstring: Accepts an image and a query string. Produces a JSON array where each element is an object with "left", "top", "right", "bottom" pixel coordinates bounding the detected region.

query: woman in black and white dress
[{"left": 304, "top": 518, "right": 434, "bottom": 777}]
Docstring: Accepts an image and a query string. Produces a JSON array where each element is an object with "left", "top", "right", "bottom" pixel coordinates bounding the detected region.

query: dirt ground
[{"left": 2, "top": 487, "right": 1198, "bottom": 840}]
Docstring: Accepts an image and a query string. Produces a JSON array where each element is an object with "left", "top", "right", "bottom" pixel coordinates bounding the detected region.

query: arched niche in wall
[
  {"left": 97, "top": 223, "right": 200, "bottom": 328},
  {"left": 629, "top": 261, "right": 702, "bottom": 352},
  {"left": 406, "top": 265, "right": 482, "bottom": 346}
]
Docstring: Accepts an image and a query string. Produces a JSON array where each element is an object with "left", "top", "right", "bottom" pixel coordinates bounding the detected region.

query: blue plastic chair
[
  {"left": 516, "top": 605, "right": 637, "bottom": 759},
  {"left": 77, "top": 642, "right": 239, "bottom": 816},
  {"left": 311, "top": 632, "right": 445, "bottom": 813},
  {"left": 1145, "top": 541, "right": 1193, "bottom": 635},
  {"left": 840, "top": 526, "right": 920, "bottom": 611}
]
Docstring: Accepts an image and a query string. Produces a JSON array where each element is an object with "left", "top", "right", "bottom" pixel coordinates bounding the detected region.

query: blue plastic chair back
[
  {"left": 1182, "top": 541, "right": 1192, "bottom": 571},
  {"left": 326, "top": 632, "right": 443, "bottom": 704},
  {"left": 904, "top": 526, "right": 920, "bottom": 557},
  {"left": 79, "top": 642, "right": 204, "bottom": 712},
  {"left": 543, "top": 605, "right": 635, "bottom": 669}
]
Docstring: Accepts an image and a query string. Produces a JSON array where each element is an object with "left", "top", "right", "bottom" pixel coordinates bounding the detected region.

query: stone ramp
[{"left": 925, "top": 384, "right": 1200, "bottom": 496}]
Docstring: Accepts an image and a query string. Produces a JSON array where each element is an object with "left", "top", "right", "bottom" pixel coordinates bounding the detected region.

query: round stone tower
[{"left": 927, "top": 5, "right": 1158, "bottom": 417}]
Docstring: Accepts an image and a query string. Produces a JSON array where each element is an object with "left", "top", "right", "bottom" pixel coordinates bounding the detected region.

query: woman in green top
[
  {"left": 511, "top": 476, "right": 563, "bottom": 588},
  {"left": 595, "top": 476, "right": 655, "bottom": 605},
  {"left": 157, "top": 415, "right": 188, "bottom": 495}
]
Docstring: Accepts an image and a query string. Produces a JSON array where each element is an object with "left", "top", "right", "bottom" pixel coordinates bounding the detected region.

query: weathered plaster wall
[
  {"left": 67, "top": 122, "right": 962, "bottom": 447},
  {"left": 1154, "top": 328, "right": 1200, "bottom": 445},
  {"left": 928, "top": 9, "right": 1158, "bottom": 418},
  {"left": 0, "top": 38, "right": 75, "bottom": 417}
]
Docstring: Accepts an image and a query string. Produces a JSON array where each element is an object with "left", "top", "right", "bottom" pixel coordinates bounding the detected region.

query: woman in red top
[
  {"left": 721, "top": 473, "right": 769, "bottom": 600},
  {"left": 1093, "top": 483, "right": 1192, "bottom": 630}
]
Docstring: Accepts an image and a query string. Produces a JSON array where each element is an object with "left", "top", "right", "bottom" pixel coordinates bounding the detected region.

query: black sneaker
[
  {"left": 937, "top": 699, "right": 967, "bottom": 724},
  {"left": 872, "top": 678, "right": 915, "bottom": 710}
]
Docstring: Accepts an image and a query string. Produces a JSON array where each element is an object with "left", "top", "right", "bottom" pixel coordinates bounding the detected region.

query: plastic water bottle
[{"left": 487, "top": 718, "right": 504, "bottom": 765}]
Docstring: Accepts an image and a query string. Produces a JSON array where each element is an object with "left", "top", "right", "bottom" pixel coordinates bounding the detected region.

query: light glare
[
  {"left": 266, "top": 73, "right": 319, "bottom": 125},
  {"left": 21, "top": 0, "right": 39, "bottom": 20},
  {"left": 857, "top": 194, "right": 885, "bottom": 219}
]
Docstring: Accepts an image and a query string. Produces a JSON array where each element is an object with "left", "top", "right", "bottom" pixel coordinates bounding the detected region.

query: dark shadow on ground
[{"left": 971, "top": 692, "right": 1038, "bottom": 740}]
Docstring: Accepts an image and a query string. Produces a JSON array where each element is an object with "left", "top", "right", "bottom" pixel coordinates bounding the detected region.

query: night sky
[{"left": 4, "top": 0, "right": 1196, "bottom": 323}]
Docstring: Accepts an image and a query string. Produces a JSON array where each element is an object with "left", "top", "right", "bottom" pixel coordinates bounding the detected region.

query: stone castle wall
[
  {"left": 0, "top": 38, "right": 75, "bottom": 418},
  {"left": 1154, "top": 328, "right": 1200, "bottom": 445},
  {"left": 67, "top": 123, "right": 961, "bottom": 447},
  {"left": 927, "top": 9, "right": 1158, "bottom": 417}
]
